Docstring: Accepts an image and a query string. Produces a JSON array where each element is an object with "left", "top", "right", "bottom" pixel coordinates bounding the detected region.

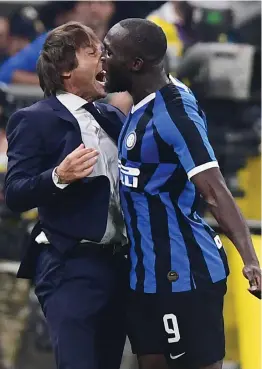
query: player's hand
[
  {"left": 56, "top": 144, "right": 99, "bottom": 183},
  {"left": 242, "top": 263, "right": 262, "bottom": 299}
]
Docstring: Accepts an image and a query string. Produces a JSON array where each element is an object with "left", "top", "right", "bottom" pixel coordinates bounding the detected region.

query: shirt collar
[
  {"left": 131, "top": 92, "right": 156, "bottom": 114},
  {"left": 131, "top": 74, "right": 179, "bottom": 114},
  {"left": 56, "top": 91, "right": 88, "bottom": 112}
]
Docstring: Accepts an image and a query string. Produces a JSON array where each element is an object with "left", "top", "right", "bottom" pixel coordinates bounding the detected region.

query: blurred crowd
[
  {"left": 0, "top": 0, "right": 261, "bottom": 225},
  {"left": 0, "top": 0, "right": 260, "bottom": 186},
  {"left": 0, "top": 2, "right": 260, "bottom": 369},
  {"left": 0, "top": 1, "right": 162, "bottom": 84},
  {"left": 0, "top": 1, "right": 260, "bottom": 84},
  {"left": 0, "top": 0, "right": 260, "bottom": 209}
]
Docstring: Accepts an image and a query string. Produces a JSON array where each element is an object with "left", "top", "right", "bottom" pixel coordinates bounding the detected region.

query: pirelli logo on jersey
[{"left": 118, "top": 160, "right": 140, "bottom": 188}]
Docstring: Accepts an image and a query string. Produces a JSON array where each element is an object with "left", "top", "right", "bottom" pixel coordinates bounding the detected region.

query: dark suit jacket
[{"left": 4, "top": 96, "right": 125, "bottom": 278}]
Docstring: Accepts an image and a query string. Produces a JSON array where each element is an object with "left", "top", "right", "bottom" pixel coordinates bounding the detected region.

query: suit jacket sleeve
[{"left": 4, "top": 110, "right": 63, "bottom": 212}]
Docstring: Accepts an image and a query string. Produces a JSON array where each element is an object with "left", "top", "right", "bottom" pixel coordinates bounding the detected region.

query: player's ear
[{"left": 131, "top": 57, "right": 144, "bottom": 72}]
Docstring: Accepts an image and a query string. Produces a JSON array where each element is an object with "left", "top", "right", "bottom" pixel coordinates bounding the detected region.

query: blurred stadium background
[{"left": 0, "top": 1, "right": 261, "bottom": 369}]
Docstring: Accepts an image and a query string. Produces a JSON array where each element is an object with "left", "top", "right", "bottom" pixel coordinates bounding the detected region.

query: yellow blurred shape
[
  {"left": 236, "top": 156, "right": 261, "bottom": 221},
  {"left": 223, "top": 235, "right": 261, "bottom": 369}
]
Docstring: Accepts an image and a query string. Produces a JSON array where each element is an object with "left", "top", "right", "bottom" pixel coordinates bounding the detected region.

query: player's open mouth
[{"left": 95, "top": 70, "right": 106, "bottom": 86}]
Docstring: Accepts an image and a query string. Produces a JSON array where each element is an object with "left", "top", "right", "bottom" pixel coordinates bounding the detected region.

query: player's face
[{"left": 102, "top": 33, "right": 132, "bottom": 93}]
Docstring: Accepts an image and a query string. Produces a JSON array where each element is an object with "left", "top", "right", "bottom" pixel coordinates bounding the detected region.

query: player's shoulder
[
  {"left": 154, "top": 76, "right": 198, "bottom": 119},
  {"left": 160, "top": 75, "right": 196, "bottom": 106}
]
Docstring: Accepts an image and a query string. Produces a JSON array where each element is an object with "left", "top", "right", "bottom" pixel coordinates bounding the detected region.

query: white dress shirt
[{"left": 36, "top": 92, "right": 127, "bottom": 246}]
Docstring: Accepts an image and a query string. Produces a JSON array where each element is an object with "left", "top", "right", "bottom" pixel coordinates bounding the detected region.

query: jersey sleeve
[{"left": 155, "top": 93, "right": 218, "bottom": 179}]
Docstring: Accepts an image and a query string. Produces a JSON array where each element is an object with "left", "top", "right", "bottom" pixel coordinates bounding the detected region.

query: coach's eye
[{"left": 106, "top": 49, "right": 112, "bottom": 57}]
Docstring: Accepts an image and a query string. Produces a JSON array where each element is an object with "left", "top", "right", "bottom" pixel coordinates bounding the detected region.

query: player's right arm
[
  {"left": 156, "top": 90, "right": 261, "bottom": 298},
  {"left": 5, "top": 112, "right": 98, "bottom": 212}
]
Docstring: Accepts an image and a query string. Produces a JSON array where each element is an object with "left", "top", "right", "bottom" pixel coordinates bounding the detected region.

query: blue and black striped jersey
[{"left": 118, "top": 77, "right": 229, "bottom": 293}]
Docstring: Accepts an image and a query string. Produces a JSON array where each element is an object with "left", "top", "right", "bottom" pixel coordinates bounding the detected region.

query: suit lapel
[
  {"left": 45, "top": 96, "right": 123, "bottom": 144},
  {"left": 45, "top": 95, "right": 81, "bottom": 134},
  {"left": 96, "top": 108, "right": 122, "bottom": 143},
  {"left": 84, "top": 103, "right": 120, "bottom": 144}
]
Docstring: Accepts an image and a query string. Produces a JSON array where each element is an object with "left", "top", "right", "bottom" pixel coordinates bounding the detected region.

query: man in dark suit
[{"left": 4, "top": 22, "right": 128, "bottom": 369}]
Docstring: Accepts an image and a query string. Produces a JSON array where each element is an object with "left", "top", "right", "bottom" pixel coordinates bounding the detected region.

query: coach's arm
[
  {"left": 191, "top": 167, "right": 261, "bottom": 298},
  {"left": 4, "top": 111, "right": 98, "bottom": 212}
]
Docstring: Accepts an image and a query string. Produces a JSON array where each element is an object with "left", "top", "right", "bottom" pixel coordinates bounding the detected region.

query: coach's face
[
  {"left": 103, "top": 25, "right": 133, "bottom": 93},
  {"left": 64, "top": 42, "right": 107, "bottom": 101}
]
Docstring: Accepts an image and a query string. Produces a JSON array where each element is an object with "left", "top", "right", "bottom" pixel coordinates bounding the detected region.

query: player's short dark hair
[
  {"left": 37, "top": 22, "right": 99, "bottom": 96},
  {"left": 118, "top": 18, "right": 167, "bottom": 65}
]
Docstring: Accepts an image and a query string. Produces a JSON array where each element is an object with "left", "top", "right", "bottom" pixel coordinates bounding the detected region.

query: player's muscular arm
[{"left": 191, "top": 167, "right": 261, "bottom": 298}]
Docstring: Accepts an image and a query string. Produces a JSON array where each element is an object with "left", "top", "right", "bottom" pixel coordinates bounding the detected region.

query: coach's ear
[{"left": 131, "top": 57, "right": 144, "bottom": 72}]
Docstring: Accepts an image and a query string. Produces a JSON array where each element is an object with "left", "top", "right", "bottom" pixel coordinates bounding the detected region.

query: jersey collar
[
  {"left": 131, "top": 92, "right": 156, "bottom": 114},
  {"left": 130, "top": 74, "right": 176, "bottom": 114}
]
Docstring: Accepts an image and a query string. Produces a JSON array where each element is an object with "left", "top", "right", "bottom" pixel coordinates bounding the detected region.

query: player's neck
[{"left": 131, "top": 71, "right": 169, "bottom": 106}]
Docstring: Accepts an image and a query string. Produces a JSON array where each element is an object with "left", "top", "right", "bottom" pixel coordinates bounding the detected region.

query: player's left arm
[
  {"left": 192, "top": 167, "right": 261, "bottom": 299},
  {"left": 157, "top": 93, "right": 261, "bottom": 298}
]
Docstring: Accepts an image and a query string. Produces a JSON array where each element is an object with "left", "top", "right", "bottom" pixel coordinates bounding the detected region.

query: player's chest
[
  {"left": 118, "top": 114, "right": 179, "bottom": 192},
  {"left": 118, "top": 113, "right": 178, "bottom": 164}
]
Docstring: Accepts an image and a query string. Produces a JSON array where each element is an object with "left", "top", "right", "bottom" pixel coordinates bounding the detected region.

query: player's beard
[{"left": 105, "top": 67, "right": 131, "bottom": 94}]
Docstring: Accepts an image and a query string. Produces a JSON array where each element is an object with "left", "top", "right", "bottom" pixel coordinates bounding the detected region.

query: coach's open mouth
[{"left": 95, "top": 70, "right": 106, "bottom": 86}]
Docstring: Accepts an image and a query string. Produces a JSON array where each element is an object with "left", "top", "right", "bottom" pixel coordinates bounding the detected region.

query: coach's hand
[
  {"left": 243, "top": 263, "right": 262, "bottom": 299},
  {"left": 56, "top": 144, "right": 99, "bottom": 183}
]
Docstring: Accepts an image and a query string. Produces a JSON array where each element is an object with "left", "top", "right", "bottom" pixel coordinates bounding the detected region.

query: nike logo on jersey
[{"left": 170, "top": 352, "right": 186, "bottom": 360}]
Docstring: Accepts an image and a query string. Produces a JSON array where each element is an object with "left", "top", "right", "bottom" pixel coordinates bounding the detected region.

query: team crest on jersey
[{"left": 125, "top": 131, "right": 136, "bottom": 150}]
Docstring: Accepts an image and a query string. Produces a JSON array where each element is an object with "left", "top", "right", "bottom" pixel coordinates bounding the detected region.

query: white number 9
[{"left": 163, "top": 314, "right": 181, "bottom": 343}]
